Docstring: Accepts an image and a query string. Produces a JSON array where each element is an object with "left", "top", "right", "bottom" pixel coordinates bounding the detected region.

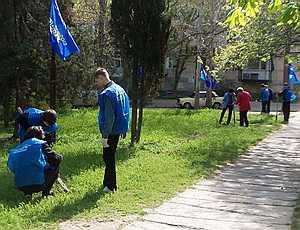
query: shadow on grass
[
  {"left": 60, "top": 143, "right": 136, "bottom": 178},
  {"left": 41, "top": 189, "right": 105, "bottom": 223}
]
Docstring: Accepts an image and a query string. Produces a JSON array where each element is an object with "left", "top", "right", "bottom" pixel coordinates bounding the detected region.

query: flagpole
[{"left": 50, "top": 49, "right": 57, "bottom": 110}]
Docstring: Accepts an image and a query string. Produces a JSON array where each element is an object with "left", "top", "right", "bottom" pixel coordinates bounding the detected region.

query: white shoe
[{"left": 103, "top": 186, "right": 112, "bottom": 193}]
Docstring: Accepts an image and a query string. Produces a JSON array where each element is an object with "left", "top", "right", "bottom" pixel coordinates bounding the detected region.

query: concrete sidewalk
[{"left": 122, "top": 113, "right": 300, "bottom": 230}]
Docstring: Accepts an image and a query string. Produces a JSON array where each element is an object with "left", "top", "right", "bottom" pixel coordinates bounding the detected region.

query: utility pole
[
  {"left": 50, "top": 49, "right": 57, "bottom": 110},
  {"left": 194, "top": 55, "right": 200, "bottom": 109}
]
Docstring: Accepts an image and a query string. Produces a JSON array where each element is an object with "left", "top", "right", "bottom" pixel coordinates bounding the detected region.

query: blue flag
[
  {"left": 199, "top": 67, "right": 217, "bottom": 89},
  {"left": 199, "top": 67, "right": 207, "bottom": 81},
  {"left": 50, "top": 0, "right": 80, "bottom": 61},
  {"left": 288, "top": 65, "right": 300, "bottom": 85}
]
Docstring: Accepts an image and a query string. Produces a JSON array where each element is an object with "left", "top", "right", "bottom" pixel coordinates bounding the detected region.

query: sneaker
[
  {"left": 25, "top": 194, "right": 32, "bottom": 200},
  {"left": 103, "top": 186, "right": 113, "bottom": 193},
  {"left": 42, "top": 191, "right": 54, "bottom": 197}
]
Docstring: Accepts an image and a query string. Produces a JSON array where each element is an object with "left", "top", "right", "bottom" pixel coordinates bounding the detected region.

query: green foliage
[
  {"left": 226, "top": 0, "right": 299, "bottom": 30},
  {"left": 0, "top": 108, "right": 280, "bottom": 229},
  {"left": 111, "top": 0, "right": 171, "bottom": 96},
  {"left": 215, "top": 1, "right": 299, "bottom": 73}
]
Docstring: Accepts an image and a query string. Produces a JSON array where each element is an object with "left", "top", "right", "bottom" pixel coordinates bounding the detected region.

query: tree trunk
[
  {"left": 50, "top": 50, "right": 57, "bottom": 109},
  {"left": 96, "top": 0, "right": 107, "bottom": 66},
  {"left": 130, "top": 64, "right": 138, "bottom": 146},
  {"left": 136, "top": 74, "right": 145, "bottom": 143},
  {"left": 205, "top": 89, "right": 212, "bottom": 107}
]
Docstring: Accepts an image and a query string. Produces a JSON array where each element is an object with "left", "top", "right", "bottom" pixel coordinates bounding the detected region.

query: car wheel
[
  {"left": 183, "top": 102, "right": 193, "bottom": 109},
  {"left": 212, "top": 102, "right": 222, "bottom": 109}
]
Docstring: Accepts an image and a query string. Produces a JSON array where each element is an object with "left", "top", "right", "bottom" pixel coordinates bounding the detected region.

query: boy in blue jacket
[
  {"left": 95, "top": 68, "right": 130, "bottom": 193},
  {"left": 7, "top": 126, "right": 62, "bottom": 199},
  {"left": 279, "top": 82, "right": 293, "bottom": 123},
  {"left": 16, "top": 107, "right": 58, "bottom": 145}
]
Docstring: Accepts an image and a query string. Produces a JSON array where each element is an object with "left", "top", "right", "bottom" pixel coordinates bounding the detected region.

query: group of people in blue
[
  {"left": 7, "top": 67, "right": 130, "bottom": 198},
  {"left": 219, "top": 82, "right": 294, "bottom": 126},
  {"left": 260, "top": 82, "right": 294, "bottom": 122}
]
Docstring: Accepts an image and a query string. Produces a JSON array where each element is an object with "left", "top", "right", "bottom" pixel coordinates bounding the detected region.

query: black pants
[
  {"left": 239, "top": 111, "right": 249, "bottom": 127},
  {"left": 103, "top": 135, "right": 120, "bottom": 191},
  {"left": 18, "top": 168, "right": 59, "bottom": 195},
  {"left": 282, "top": 101, "right": 290, "bottom": 122},
  {"left": 266, "top": 100, "right": 271, "bottom": 114},
  {"left": 219, "top": 105, "right": 234, "bottom": 125},
  {"left": 261, "top": 101, "right": 268, "bottom": 113}
]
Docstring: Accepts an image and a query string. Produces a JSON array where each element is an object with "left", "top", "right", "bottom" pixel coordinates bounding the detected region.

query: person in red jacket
[{"left": 236, "top": 87, "right": 252, "bottom": 127}]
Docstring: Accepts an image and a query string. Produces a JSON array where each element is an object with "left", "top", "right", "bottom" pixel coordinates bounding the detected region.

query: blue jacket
[
  {"left": 7, "top": 138, "right": 47, "bottom": 188},
  {"left": 222, "top": 92, "right": 236, "bottom": 108},
  {"left": 98, "top": 82, "right": 130, "bottom": 137},
  {"left": 18, "top": 108, "right": 59, "bottom": 142},
  {"left": 282, "top": 87, "right": 293, "bottom": 102},
  {"left": 260, "top": 88, "right": 270, "bottom": 102}
]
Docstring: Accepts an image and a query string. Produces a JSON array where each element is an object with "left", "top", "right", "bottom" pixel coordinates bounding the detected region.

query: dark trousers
[
  {"left": 219, "top": 105, "right": 234, "bottom": 124},
  {"left": 239, "top": 111, "right": 249, "bottom": 127},
  {"left": 261, "top": 101, "right": 268, "bottom": 113},
  {"left": 18, "top": 168, "right": 59, "bottom": 195},
  {"left": 267, "top": 100, "right": 271, "bottom": 114},
  {"left": 282, "top": 101, "right": 290, "bottom": 122},
  {"left": 103, "top": 135, "right": 120, "bottom": 191}
]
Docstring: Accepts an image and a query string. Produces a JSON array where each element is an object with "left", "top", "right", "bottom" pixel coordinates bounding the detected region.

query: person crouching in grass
[{"left": 7, "top": 126, "right": 62, "bottom": 199}]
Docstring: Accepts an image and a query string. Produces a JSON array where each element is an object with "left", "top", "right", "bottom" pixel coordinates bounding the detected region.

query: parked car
[{"left": 176, "top": 91, "right": 223, "bottom": 109}]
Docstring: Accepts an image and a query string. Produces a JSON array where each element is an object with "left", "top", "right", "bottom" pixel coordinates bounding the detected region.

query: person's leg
[
  {"left": 286, "top": 101, "right": 291, "bottom": 122},
  {"left": 267, "top": 101, "right": 271, "bottom": 114},
  {"left": 239, "top": 112, "right": 244, "bottom": 126},
  {"left": 226, "top": 105, "right": 233, "bottom": 125},
  {"left": 219, "top": 108, "right": 227, "bottom": 124},
  {"left": 262, "top": 101, "right": 267, "bottom": 113},
  {"left": 282, "top": 102, "right": 288, "bottom": 121},
  {"left": 103, "top": 135, "right": 120, "bottom": 191},
  {"left": 18, "top": 185, "right": 44, "bottom": 197},
  {"left": 43, "top": 167, "right": 59, "bottom": 196},
  {"left": 244, "top": 111, "right": 249, "bottom": 127},
  {"left": 261, "top": 102, "right": 265, "bottom": 113}
]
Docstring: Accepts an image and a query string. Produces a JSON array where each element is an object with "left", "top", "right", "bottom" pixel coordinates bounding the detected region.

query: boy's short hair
[
  {"left": 42, "top": 109, "right": 57, "bottom": 125},
  {"left": 24, "top": 126, "right": 44, "bottom": 140},
  {"left": 95, "top": 68, "right": 109, "bottom": 78}
]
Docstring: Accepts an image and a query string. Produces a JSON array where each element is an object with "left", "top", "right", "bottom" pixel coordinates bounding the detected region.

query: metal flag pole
[{"left": 275, "top": 92, "right": 279, "bottom": 121}]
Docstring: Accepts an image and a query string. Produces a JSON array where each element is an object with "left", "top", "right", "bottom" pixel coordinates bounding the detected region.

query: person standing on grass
[
  {"left": 266, "top": 84, "right": 273, "bottom": 114},
  {"left": 279, "top": 82, "right": 293, "bottom": 123},
  {"left": 94, "top": 68, "right": 130, "bottom": 193},
  {"left": 259, "top": 83, "right": 269, "bottom": 114},
  {"left": 236, "top": 87, "right": 251, "bottom": 127},
  {"left": 219, "top": 89, "right": 236, "bottom": 125}
]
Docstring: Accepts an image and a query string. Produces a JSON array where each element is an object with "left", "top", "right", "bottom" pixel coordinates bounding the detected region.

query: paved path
[{"left": 121, "top": 113, "right": 300, "bottom": 230}]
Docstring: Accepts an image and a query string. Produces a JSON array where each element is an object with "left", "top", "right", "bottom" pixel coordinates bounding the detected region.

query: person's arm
[
  {"left": 42, "top": 143, "right": 62, "bottom": 168},
  {"left": 101, "top": 96, "right": 115, "bottom": 139}
]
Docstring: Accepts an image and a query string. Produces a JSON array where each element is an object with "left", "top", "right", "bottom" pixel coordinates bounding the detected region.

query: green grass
[
  {"left": 0, "top": 109, "right": 281, "bottom": 230},
  {"left": 292, "top": 195, "right": 300, "bottom": 230}
]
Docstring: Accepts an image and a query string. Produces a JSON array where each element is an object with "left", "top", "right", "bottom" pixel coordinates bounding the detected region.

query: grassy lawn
[
  {"left": 0, "top": 108, "right": 280, "bottom": 230},
  {"left": 292, "top": 196, "right": 300, "bottom": 230}
]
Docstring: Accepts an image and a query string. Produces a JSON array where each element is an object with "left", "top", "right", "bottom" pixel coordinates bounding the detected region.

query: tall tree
[
  {"left": 111, "top": 0, "right": 171, "bottom": 145},
  {"left": 214, "top": 0, "right": 299, "bottom": 73}
]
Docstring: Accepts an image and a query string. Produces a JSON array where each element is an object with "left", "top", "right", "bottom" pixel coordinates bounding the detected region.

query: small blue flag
[
  {"left": 199, "top": 67, "right": 207, "bottom": 81},
  {"left": 50, "top": 0, "right": 80, "bottom": 61},
  {"left": 291, "top": 93, "right": 297, "bottom": 103},
  {"left": 288, "top": 65, "right": 300, "bottom": 85}
]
